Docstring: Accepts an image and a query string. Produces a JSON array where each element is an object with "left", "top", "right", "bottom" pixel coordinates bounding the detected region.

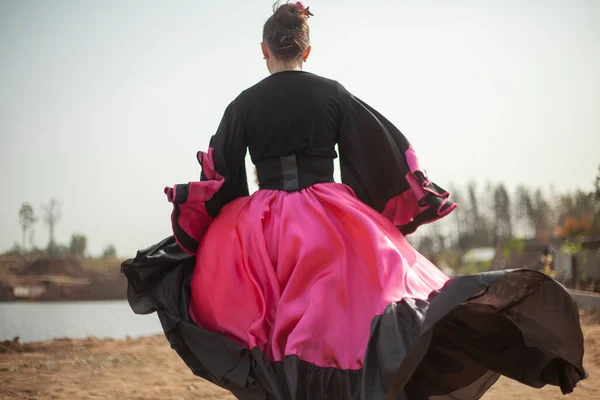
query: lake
[{"left": 0, "top": 300, "right": 163, "bottom": 343}]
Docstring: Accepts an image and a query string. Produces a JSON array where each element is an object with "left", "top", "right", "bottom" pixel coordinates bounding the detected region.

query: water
[{"left": 0, "top": 300, "right": 163, "bottom": 343}]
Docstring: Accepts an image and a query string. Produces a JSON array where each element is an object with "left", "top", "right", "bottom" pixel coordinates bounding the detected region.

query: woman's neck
[{"left": 269, "top": 60, "right": 303, "bottom": 74}]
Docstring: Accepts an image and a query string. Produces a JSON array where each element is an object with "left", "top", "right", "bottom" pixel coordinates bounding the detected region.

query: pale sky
[{"left": 1, "top": 0, "right": 599, "bottom": 256}]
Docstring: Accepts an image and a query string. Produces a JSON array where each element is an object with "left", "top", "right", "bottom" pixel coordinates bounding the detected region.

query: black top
[
  {"left": 234, "top": 71, "right": 345, "bottom": 192},
  {"left": 203, "top": 70, "right": 454, "bottom": 235},
  {"left": 239, "top": 71, "right": 343, "bottom": 162}
]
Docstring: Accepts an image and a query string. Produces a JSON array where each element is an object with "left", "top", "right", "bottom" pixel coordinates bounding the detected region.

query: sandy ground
[{"left": 1, "top": 313, "right": 598, "bottom": 400}]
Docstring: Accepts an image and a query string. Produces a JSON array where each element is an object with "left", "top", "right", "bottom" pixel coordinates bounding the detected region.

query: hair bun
[{"left": 263, "top": 2, "right": 311, "bottom": 61}]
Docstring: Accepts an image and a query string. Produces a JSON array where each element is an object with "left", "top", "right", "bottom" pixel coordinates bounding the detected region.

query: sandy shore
[{"left": 1, "top": 313, "right": 598, "bottom": 400}]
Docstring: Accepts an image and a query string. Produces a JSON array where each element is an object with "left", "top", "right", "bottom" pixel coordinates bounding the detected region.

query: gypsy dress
[{"left": 122, "top": 71, "right": 587, "bottom": 399}]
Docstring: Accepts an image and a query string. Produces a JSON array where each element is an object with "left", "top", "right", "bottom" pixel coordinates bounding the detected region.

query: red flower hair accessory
[{"left": 296, "top": 2, "right": 314, "bottom": 19}]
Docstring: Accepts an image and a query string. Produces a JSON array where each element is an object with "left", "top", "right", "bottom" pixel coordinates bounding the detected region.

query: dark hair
[{"left": 263, "top": 1, "right": 310, "bottom": 61}]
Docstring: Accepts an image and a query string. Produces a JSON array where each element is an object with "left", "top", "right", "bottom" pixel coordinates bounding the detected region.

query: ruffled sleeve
[
  {"left": 338, "top": 93, "right": 457, "bottom": 235},
  {"left": 164, "top": 102, "right": 248, "bottom": 254}
]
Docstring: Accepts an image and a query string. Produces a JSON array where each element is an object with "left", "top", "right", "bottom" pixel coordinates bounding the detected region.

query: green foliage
[
  {"left": 560, "top": 238, "right": 583, "bottom": 256},
  {"left": 433, "top": 250, "right": 462, "bottom": 268},
  {"left": 69, "top": 234, "right": 88, "bottom": 259},
  {"left": 4, "top": 243, "right": 24, "bottom": 257},
  {"left": 456, "top": 259, "right": 492, "bottom": 275},
  {"left": 560, "top": 237, "right": 587, "bottom": 286},
  {"left": 502, "top": 238, "right": 524, "bottom": 260},
  {"left": 102, "top": 244, "right": 117, "bottom": 258},
  {"left": 45, "top": 243, "right": 68, "bottom": 257}
]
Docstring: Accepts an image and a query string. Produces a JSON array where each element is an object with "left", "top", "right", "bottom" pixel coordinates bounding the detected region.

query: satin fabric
[
  {"left": 164, "top": 149, "right": 224, "bottom": 254},
  {"left": 189, "top": 182, "right": 449, "bottom": 370}
]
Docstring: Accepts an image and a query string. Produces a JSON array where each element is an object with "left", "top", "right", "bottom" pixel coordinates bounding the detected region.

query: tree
[
  {"left": 467, "top": 181, "right": 481, "bottom": 232},
  {"left": 69, "top": 234, "right": 88, "bottom": 259},
  {"left": 594, "top": 166, "right": 600, "bottom": 233},
  {"left": 464, "top": 182, "right": 491, "bottom": 247},
  {"left": 448, "top": 184, "right": 467, "bottom": 248},
  {"left": 493, "top": 183, "right": 513, "bottom": 241},
  {"left": 102, "top": 244, "right": 117, "bottom": 258},
  {"left": 554, "top": 171, "right": 600, "bottom": 236},
  {"left": 514, "top": 185, "right": 533, "bottom": 238},
  {"left": 481, "top": 181, "right": 496, "bottom": 245},
  {"left": 532, "top": 189, "right": 552, "bottom": 238},
  {"left": 417, "top": 236, "right": 435, "bottom": 256},
  {"left": 595, "top": 165, "right": 600, "bottom": 202},
  {"left": 18, "top": 203, "right": 37, "bottom": 253},
  {"left": 554, "top": 190, "right": 595, "bottom": 238},
  {"left": 43, "top": 199, "right": 61, "bottom": 255},
  {"left": 434, "top": 234, "right": 447, "bottom": 253},
  {"left": 4, "top": 243, "right": 23, "bottom": 257}
]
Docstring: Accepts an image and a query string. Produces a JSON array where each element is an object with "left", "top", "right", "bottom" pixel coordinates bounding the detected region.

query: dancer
[{"left": 122, "top": 2, "right": 586, "bottom": 399}]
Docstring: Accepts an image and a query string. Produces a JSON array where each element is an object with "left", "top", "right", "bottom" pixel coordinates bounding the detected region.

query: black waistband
[{"left": 255, "top": 155, "right": 335, "bottom": 192}]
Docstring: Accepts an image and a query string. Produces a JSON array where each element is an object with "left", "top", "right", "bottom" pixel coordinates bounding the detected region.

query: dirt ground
[{"left": 1, "top": 313, "right": 598, "bottom": 400}]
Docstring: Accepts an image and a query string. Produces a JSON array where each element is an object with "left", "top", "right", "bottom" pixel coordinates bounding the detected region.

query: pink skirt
[
  {"left": 190, "top": 182, "right": 448, "bottom": 370},
  {"left": 122, "top": 182, "right": 586, "bottom": 399}
]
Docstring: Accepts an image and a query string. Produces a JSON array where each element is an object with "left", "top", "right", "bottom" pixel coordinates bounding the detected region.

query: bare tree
[{"left": 43, "top": 198, "right": 62, "bottom": 255}]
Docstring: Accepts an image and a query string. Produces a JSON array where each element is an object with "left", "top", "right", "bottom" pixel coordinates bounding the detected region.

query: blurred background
[{"left": 0, "top": 1, "right": 599, "bottom": 397}]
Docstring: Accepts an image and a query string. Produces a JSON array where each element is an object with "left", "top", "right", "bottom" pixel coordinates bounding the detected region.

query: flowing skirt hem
[{"left": 121, "top": 237, "right": 587, "bottom": 400}]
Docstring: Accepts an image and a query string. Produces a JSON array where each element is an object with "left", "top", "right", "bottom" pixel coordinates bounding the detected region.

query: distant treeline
[
  {"left": 412, "top": 165, "right": 600, "bottom": 254},
  {"left": 5, "top": 167, "right": 600, "bottom": 260},
  {"left": 5, "top": 198, "right": 117, "bottom": 259}
]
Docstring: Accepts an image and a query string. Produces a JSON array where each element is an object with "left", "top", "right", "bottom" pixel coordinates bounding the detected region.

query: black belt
[{"left": 255, "top": 154, "right": 335, "bottom": 191}]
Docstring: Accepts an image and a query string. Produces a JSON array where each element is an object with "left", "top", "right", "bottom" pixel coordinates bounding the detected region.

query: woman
[{"left": 122, "top": 2, "right": 587, "bottom": 399}]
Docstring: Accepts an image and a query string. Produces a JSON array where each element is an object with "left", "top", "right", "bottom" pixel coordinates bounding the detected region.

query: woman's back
[{"left": 236, "top": 71, "right": 346, "bottom": 162}]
